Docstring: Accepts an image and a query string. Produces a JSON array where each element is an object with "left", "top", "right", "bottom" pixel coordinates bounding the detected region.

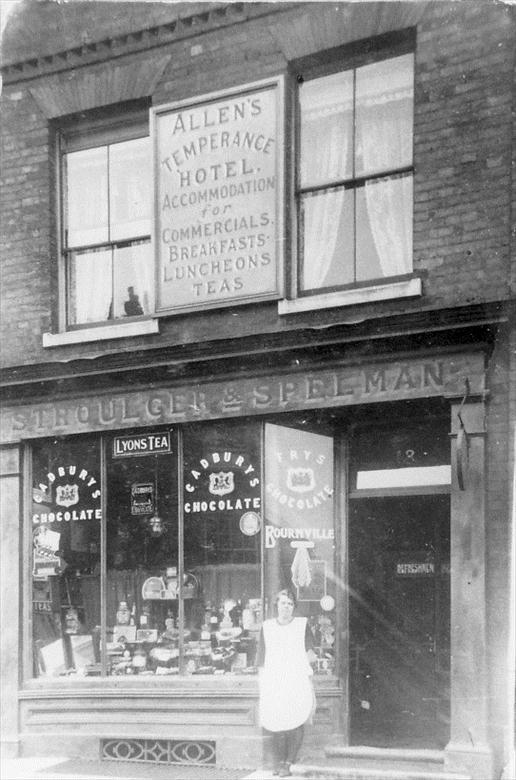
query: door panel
[{"left": 348, "top": 495, "right": 450, "bottom": 748}]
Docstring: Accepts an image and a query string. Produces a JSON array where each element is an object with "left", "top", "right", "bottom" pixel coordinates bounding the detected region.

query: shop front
[{"left": 0, "top": 347, "right": 490, "bottom": 771}]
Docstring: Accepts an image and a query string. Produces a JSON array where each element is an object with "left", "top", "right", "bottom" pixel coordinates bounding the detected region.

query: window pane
[
  {"left": 356, "top": 466, "right": 451, "bottom": 490},
  {"left": 106, "top": 434, "right": 178, "bottom": 677},
  {"left": 183, "top": 422, "right": 262, "bottom": 675},
  {"left": 31, "top": 437, "right": 101, "bottom": 678},
  {"left": 65, "top": 147, "right": 108, "bottom": 247},
  {"left": 264, "top": 424, "right": 336, "bottom": 676},
  {"left": 352, "top": 421, "right": 451, "bottom": 480},
  {"left": 109, "top": 137, "right": 151, "bottom": 242},
  {"left": 300, "top": 70, "right": 353, "bottom": 187},
  {"left": 68, "top": 248, "right": 113, "bottom": 325},
  {"left": 355, "top": 53, "right": 414, "bottom": 178},
  {"left": 112, "top": 240, "right": 153, "bottom": 319},
  {"left": 356, "top": 173, "right": 412, "bottom": 282},
  {"left": 300, "top": 186, "right": 354, "bottom": 292}
]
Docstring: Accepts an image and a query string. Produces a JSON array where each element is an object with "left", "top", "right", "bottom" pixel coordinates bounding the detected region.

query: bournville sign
[{"left": 1, "top": 351, "right": 485, "bottom": 443}]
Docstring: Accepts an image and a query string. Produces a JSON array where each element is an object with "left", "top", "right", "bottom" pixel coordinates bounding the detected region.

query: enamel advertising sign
[{"left": 153, "top": 78, "right": 284, "bottom": 313}]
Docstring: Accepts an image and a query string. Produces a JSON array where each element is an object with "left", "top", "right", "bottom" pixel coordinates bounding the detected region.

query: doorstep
[{"left": 287, "top": 746, "right": 471, "bottom": 780}]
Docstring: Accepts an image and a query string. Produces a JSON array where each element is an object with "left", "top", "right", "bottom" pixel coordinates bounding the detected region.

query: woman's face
[{"left": 276, "top": 593, "right": 295, "bottom": 622}]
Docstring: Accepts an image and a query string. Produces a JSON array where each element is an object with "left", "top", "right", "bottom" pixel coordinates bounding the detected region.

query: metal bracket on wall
[{"left": 456, "top": 379, "right": 470, "bottom": 491}]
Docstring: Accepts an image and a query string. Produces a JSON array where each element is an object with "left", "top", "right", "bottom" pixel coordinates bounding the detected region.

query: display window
[
  {"left": 31, "top": 436, "right": 102, "bottom": 677},
  {"left": 29, "top": 420, "right": 337, "bottom": 681}
]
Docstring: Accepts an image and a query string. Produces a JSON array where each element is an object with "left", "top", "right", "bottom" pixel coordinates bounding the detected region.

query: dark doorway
[{"left": 348, "top": 495, "right": 450, "bottom": 748}]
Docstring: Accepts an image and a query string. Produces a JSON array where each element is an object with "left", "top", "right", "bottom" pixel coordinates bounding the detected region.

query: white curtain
[
  {"left": 302, "top": 177, "right": 347, "bottom": 291},
  {"left": 74, "top": 250, "right": 112, "bottom": 324},
  {"left": 300, "top": 74, "right": 351, "bottom": 291},
  {"left": 357, "top": 55, "right": 414, "bottom": 277}
]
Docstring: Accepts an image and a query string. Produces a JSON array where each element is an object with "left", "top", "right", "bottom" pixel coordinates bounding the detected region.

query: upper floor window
[
  {"left": 296, "top": 49, "right": 414, "bottom": 297},
  {"left": 61, "top": 115, "right": 153, "bottom": 327}
]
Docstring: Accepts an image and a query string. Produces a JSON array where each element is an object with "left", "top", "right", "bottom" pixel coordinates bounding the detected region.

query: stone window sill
[
  {"left": 278, "top": 277, "right": 422, "bottom": 315},
  {"left": 42, "top": 318, "right": 159, "bottom": 347}
]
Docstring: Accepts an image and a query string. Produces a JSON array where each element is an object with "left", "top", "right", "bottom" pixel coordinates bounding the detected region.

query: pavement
[{"left": 0, "top": 756, "right": 299, "bottom": 780}]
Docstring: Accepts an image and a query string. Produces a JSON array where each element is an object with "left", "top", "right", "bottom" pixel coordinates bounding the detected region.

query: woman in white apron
[{"left": 257, "top": 589, "right": 315, "bottom": 777}]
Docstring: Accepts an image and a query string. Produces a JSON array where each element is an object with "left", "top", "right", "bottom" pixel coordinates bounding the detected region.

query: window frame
[
  {"left": 57, "top": 103, "right": 153, "bottom": 332},
  {"left": 282, "top": 29, "right": 419, "bottom": 313}
]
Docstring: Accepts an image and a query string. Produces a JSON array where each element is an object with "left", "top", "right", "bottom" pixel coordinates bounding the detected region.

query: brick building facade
[{"left": 1, "top": 2, "right": 514, "bottom": 779}]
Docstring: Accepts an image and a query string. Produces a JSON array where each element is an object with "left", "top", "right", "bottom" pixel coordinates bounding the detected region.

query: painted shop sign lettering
[
  {"left": 113, "top": 431, "right": 171, "bottom": 457},
  {"left": 154, "top": 78, "right": 284, "bottom": 313},
  {"left": 264, "top": 525, "right": 335, "bottom": 549},
  {"left": 263, "top": 425, "right": 334, "bottom": 604},
  {"left": 396, "top": 562, "right": 435, "bottom": 576},
  {"left": 1, "top": 353, "right": 485, "bottom": 443},
  {"left": 32, "top": 464, "right": 101, "bottom": 525},
  {"left": 184, "top": 450, "right": 260, "bottom": 515}
]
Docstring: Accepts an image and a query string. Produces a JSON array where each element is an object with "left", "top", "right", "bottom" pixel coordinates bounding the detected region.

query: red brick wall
[{"left": 1, "top": 1, "right": 514, "bottom": 368}]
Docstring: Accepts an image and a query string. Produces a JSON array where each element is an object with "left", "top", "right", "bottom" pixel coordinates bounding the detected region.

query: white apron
[{"left": 258, "top": 616, "right": 315, "bottom": 732}]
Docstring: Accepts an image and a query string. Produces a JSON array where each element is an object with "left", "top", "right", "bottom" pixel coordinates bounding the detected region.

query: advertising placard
[
  {"left": 264, "top": 424, "right": 335, "bottom": 608},
  {"left": 153, "top": 78, "right": 284, "bottom": 313}
]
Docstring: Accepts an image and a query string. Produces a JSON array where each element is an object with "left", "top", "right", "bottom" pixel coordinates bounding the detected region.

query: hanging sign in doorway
[{"left": 113, "top": 431, "right": 171, "bottom": 457}]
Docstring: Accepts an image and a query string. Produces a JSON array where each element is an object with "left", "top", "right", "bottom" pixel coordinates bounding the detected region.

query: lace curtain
[
  {"left": 299, "top": 54, "right": 413, "bottom": 290},
  {"left": 356, "top": 54, "right": 414, "bottom": 278}
]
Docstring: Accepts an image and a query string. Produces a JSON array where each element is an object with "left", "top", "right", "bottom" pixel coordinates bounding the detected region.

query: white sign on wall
[{"left": 153, "top": 78, "right": 284, "bottom": 313}]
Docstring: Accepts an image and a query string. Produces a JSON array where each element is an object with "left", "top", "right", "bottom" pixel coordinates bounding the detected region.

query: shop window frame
[{"left": 280, "top": 29, "right": 421, "bottom": 315}]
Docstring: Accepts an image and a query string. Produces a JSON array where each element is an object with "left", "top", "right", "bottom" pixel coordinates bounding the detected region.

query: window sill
[
  {"left": 278, "top": 277, "right": 422, "bottom": 315},
  {"left": 42, "top": 318, "right": 159, "bottom": 347}
]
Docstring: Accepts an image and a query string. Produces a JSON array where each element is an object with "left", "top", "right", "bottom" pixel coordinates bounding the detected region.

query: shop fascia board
[
  {"left": 2, "top": 302, "right": 505, "bottom": 392},
  {"left": 0, "top": 347, "right": 486, "bottom": 444}
]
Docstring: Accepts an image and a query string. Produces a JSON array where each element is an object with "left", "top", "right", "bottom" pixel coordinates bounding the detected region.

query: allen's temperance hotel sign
[
  {"left": 1, "top": 352, "right": 485, "bottom": 443},
  {"left": 153, "top": 77, "right": 284, "bottom": 313}
]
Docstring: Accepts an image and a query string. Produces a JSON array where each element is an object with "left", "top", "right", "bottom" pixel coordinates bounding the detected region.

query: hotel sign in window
[
  {"left": 61, "top": 116, "right": 153, "bottom": 327},
  {"left": 296, "top": 50, "right": 414, "bottom": 296},
  {"left": 153, "top": 78, "right": 284, "bottom": 313}
]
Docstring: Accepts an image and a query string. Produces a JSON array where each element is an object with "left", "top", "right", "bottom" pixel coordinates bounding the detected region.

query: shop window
[
  {"left": 29, "top": 421, "right": 339, "bottom": 680},
  {"left": 280, "top": 36, "right": 418, "bottom": 314},
  {"left": 182, "top": 422, "right": 262, "bottom": 675},
  {"left": 31, "top": 436, "right": 102, "bottom": 678},
  {"left": 60, "top": 109, "right": 153, "bottom": 327}
]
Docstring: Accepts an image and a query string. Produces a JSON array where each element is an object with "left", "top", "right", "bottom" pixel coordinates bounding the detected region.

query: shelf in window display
[{"left": 141, "top": 573, "right": 199, "bottom": 600}]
